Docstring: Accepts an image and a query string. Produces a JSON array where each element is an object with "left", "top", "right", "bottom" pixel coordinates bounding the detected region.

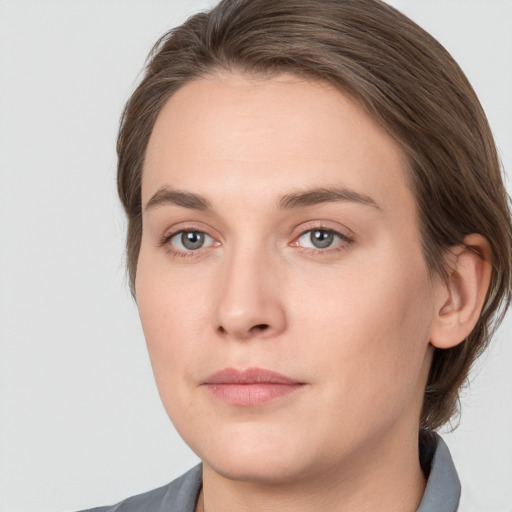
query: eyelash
[
  {"left": 158, "top": 225, "right": 354, "bottom": 258},
  {"left": 157, "top": 227, "right": 216, "bottom": 258},
  {"left": 293, "top": 226, "right": 354, "bottom": 255}
]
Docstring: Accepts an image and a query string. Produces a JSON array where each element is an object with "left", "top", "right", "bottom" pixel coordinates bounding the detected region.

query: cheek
[
  {"left": 293, "top": 250, "right": 434, "bottom": 411},
  {"left": 135, "top": 249, "right": 209, "bottom": 389}
]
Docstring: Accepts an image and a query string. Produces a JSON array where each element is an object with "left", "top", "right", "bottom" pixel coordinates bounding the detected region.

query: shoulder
[{"left": 76, "top": 464, "right": 202, "bottom": 512}]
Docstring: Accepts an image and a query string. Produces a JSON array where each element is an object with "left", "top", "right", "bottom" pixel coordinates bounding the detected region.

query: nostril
[
  {"left": 252, "top": 324, "right": 269, "bottom": 332},
  {"left": 216, "top": 323, "right": 270, "bottom": 336}
]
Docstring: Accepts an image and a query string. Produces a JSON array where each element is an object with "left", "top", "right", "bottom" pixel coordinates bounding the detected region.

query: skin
[{"left": 136, "top": 73, "right": 491, "bottom": 512}]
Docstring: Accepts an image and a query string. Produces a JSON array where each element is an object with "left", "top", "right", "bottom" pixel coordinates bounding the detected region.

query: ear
[{"left": 430, "top": 234, "right": 492, "bottom": 349}]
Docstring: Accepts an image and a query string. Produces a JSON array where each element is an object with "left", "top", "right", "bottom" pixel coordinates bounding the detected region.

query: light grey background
[{"left": 0, "top": 1, "right": 510, "bottom": 511}]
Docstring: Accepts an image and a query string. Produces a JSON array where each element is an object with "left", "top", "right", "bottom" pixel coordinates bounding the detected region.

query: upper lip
[{"left": 203, "top": 367, "right": 303, "bottom": 385}]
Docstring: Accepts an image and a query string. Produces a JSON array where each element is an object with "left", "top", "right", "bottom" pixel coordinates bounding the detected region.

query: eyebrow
[
  {"left": 278, "top": 187, "right": 380, "bottom": 210},
  {"left": 144, "top": 185, "right": 380, "bottom": 213},
  {"left": 144, "top": 187, "right": 211, "bottom": 212}
]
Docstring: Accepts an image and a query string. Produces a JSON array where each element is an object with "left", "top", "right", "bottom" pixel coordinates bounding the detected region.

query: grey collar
[{"left": 416, "top": 433, "right": 461, "bottom": 511}]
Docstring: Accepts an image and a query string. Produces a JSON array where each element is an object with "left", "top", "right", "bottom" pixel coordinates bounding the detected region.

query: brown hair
[{"left": 117, "top": 0, "right": 512, "bottom": 430}]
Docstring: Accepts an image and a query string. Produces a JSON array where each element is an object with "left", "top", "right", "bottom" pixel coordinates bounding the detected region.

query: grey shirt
[{"left": 80, "top": 433, "right": 460, "bottom": 512}]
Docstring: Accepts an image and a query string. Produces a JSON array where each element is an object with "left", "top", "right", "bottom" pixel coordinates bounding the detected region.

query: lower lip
[{"left": 205, "top": 383, "right": 304, "bottom": 405}]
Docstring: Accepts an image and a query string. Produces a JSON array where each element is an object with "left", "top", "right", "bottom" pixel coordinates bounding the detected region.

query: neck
[{"left": 197, "top": 428, "right": 427, "bottom": 512}]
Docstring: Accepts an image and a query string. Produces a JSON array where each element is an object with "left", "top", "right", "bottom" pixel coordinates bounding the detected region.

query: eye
[
  {"left": 169, "top": 230, "right": 215, "bottom": 252},
  {"left": 296, "top": 229, "right": 347, "bottom": 250}
]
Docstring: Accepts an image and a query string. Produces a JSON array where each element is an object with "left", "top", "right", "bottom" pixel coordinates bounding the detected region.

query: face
[{"left": 137, "top": 73, "right": 438, "bottom": 484}]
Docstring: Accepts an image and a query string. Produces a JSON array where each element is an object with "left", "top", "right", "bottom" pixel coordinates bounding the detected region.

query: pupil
[
  {"left": 182, "top": 231, "right": 204, "bottom": 250},
  {"left": 311, "top": 230, "right": 333, "bottom": 248}
]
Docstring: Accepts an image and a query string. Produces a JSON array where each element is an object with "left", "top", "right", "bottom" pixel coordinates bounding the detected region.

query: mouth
[{"left": 202, "top": 367, "right": 306, "bottom": 406}]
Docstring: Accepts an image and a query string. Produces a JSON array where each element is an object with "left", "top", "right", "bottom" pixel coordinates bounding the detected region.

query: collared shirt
[{"left": 80, "top": 433, "right": 460, "bottom": 512}]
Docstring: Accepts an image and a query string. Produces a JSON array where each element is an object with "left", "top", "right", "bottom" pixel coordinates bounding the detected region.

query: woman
[{"left": 81, "top": 0, "right": 511, "bottom": 510}]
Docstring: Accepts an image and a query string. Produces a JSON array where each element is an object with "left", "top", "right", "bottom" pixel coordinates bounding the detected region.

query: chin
[
  {"left": 187, "top": 423, "right": 324, "bottom": 484},
  {"left": 206, "top": 449, "right": 310, "bottom": 484}
]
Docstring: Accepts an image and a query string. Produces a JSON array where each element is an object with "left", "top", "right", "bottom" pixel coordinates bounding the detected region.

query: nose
[{"left": 214, "top": 247, "right": 287, "bottom": 341}]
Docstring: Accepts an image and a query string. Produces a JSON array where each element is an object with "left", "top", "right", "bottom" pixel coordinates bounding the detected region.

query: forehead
[{"left": 142, "top": 72, "right": 414, "bottom": 218}]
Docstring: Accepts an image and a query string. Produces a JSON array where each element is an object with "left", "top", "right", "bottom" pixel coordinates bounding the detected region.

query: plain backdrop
[{"left": 0, "top": 1, "right": 511, "bottom": 511}]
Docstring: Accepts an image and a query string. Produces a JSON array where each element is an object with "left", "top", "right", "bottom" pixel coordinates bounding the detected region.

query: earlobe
[{"left": 430, "top": 234, "right": 492, "bottom": 349}]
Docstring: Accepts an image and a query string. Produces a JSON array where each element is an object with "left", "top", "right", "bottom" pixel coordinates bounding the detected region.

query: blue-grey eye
[
  {"left": 170, "top": 231, "right": 213, "bottom": 251},
  {"left": 298, "top": 229, "right": 342, "bottom": 249}
]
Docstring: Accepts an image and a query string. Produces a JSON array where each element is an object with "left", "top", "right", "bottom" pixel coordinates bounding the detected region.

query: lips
[{"left": 203, "top": 367, "right": 305, "bottom": 405}]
